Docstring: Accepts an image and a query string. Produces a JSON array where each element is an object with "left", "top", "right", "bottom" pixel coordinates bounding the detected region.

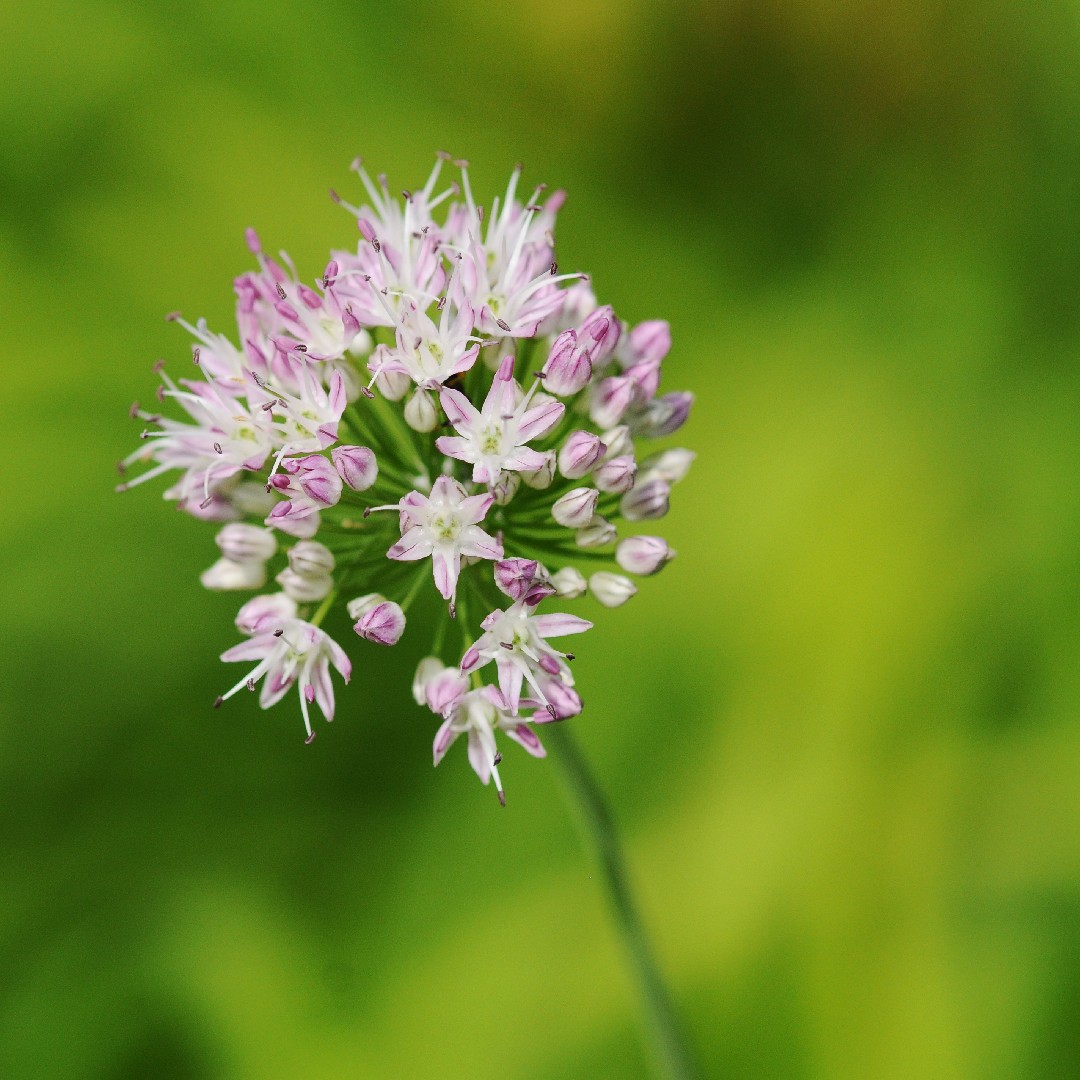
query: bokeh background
[{"left": 5, "top": 0, "right": 1080, "bottom": 1076}]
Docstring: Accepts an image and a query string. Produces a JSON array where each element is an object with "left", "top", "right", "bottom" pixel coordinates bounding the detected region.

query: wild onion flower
[{"left": 119, "top": 155, "right": 694, "bottom": 803}]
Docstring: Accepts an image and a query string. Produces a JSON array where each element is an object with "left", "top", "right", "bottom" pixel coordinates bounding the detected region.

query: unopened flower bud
[
  {"left": 577, "top": 305, "right": 621, "bottom": 366},
  {"left": 552, "top": 487, "right": 599, "bottom": 528},
  {"left": 276, "top": 566, "right": 333, "bottom": 603},
  {"left": 265, "top": 501, "right": 320, "bottom": 538},
  {"left": 235, "top": 592, "right": 297, "bottom": 635},
  {"left": 491, "top": 470, "right": 521, "bottom": 505},
  {"left": 541, "top": 329, "right": 592, "bottom": 396},
  {"left": 495, "top": 558, "right": 539, "bottom": 600},
  {"left": 231, "top": 482, "right": 278, "bottom": 517},
  {"left": 404, "top": 388, "right": 438, "bottom": 432},
  {"left": 332, "top": 445, "right": 378, "bottom": 491},
  {"left": 558, "top": 430, "right": 606, "bottom": 479},
  {"left": 638, "top": 448, "right": 696, "bottom": 485},
  {"left": 201, "top": 557, "right": 266, "bottom": 591},
  {"left": 282, "top": 455, "right": 342, "bottom": 508},
  {"left": 354, "top": 600, "right": 406, "bottom": 646},
  {"left": 593, "top": 454, "right": 637, "bottom": 494},
  {"left": 412, "top": 657, "right": 445, "bottom": 706},
  {"left": 521, "top": 450, "right": 556, "bottom": 489},
  {"left": 347, "top": 593, "right": 385, "bottom": 621},
  {"left": 575, "top": 516, "right": 617, "bottom": 548},
  {"left": 550, "top": 566, "right": 588, "bottom": 598},
  {"left": 589, "top": 375, "right": 635, "bottom": 429},
  {"left": 215, "top": 524, "right": 277, "bottom": 564},
  {"left": 620, "top": 478, "right": 670, "bottom": 521},
  {"left": 589, "top": 571, "right": 637, "bottom": 608},
  {"left": 625, "top": 320, "right": 670, "bottom": 366},
  {"left": 635, "top": 391, "right": 693, "bottom": 438},
  {"left": 616, "top": 535, "right": 674, "bottom": 575},
  {"left": 600, "top": 424, "right": 633, "bottom": 459},
  {"left": 287, "top": 541, "right": 335, "bottom": 578}
]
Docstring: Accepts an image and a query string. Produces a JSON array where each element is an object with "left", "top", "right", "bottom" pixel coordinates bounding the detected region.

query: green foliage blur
[{"left": 5, "top": 1, "right": 1080, "bottom": 1076}]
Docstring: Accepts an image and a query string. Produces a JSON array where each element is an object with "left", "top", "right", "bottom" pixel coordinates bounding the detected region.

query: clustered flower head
[{"left": 119, "top": 154, "right": 694, "bottom": 804}]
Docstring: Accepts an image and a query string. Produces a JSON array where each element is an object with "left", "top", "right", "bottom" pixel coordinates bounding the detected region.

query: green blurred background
[{"left": 5, "top": 0, "right": 1080, "bottom": 1076}]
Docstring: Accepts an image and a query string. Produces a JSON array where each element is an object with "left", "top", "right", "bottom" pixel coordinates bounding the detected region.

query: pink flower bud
[
  {"left": 558, "top": 430, "right": 606, "bottom": 479},
  {"left": 354, "top": 600, "right": 406, "bottom": 646},
  {"left": 215, "top": 524, "right": 277, "bottom": 564},
  {"left": 521, "top": 450, "right": 557, "bottom": 489},
  {"left": 235, "top": 592, "right": 297, "bottom": 635},
  {"left": 287, "top": 541, "right": 335, "bottom": 578},
  {"left": 589, "top": 571, "right": 637, "bottom": 608},
  {"left": 639, "top": 448, "right": 696, "bottom": 485},
  {"left": 265, "top": 500, "right": 321, "bottom": 538},
  {"left": 593, "top": 454, "right": 637, "bottom": 494},
  {"left": 550, "top": 566, "right": 587, "bottom": 598},
  {"left": 589, "top": 375, "right": 636, "bottom": 428},
  {"left": 332, "top": 445, "right": 378, "bottom": 491},
  {"left": 615, "top": 536, "right": 674, "bottom": 575},
  {"left": 626, "top": 320, "right": 670, "bottom": 366},
  {"left": 541, "top": 330, "right": 592, "bottom": 396},
  {"left": 600, "top": 424, "right": 633, "bottom": 458},
  {"left": 552, "top": 486, "right": 600, "bottom": 528},
  {"left": 412, "top": 657, "right": 446, "bottom": 706},
  {"left": 283, "top": 455, "right": 342, "bottom": 508},
  {"left": 637, "top": 392, "right": 693, "bottom": 438},
  {"left": 576, "top": 305, "right": 621, "bottom": 366},
  {"left": 404, "top": 389, "right": 438, "bottom": 432},
  {"left": 620, "top": 478, "right": 670, "bottom": 521},
  {"left": 495, "top": 558, "right": 540, "bottom": 600},
  {"left": 200, "top": 557, "right": 266, "bottom": 591},
  {"left": 575, "top": 516, "right": 617, "bottom": 548},
  {"left": 276, "top": 566, "right": 333, "bottom": 603}
]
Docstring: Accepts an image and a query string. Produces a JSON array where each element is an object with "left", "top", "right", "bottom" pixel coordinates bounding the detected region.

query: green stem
[{"left": 547, "top": 726, "right": 700, "bottom": 1080}]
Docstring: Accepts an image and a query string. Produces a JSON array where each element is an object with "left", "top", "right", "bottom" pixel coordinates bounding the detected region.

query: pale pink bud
[
  {"left": 541, "top": 329, "right": 592, "bottom": 396},
  {"left": 558, "top": 430, "right": 606, "bottom": 479},
  {"left": 287, "top": 541, "right": 335, "bottom": 578},
  {"left": 266, "top": 501, "right": 321, "bottom": 538},
  {"left": 404, "top": 388, "right": 438, "bottom": 432},
  {"left": 276, "top": 566, "right": 333, "bottom": 603},
  {"left": 589, "top": 571, "right": 637, "bottom": 608},
  {"left": 626, "top": 320, "right": 670, "bottom": 366},
  {"left": 201, "top": 557, "right": 266, "bottom": 591},
  {"left": 593, "top": 454, "right": 637, "bottom": 494},
  {"left": 549, "top": 566, "right": 587, "bottom": 598},
  {"left": 491, "top": 471, "right": 521, "bottom": 506},
  {"left": 639, "top": 448, "right": 695, "bottom": 485},
  {"left": 521, "top": 450, "right": 557, "bottom": 489},
  {"left": 283, "top": 455, "right": 342, "bottom": 508},
  {"left": 600, "top": 424, "right": 633, "bottom": 458},
  {"left": 495, "top": 558, "right": 539, "bottom": 600},
  {"left": 332, "top": 445, "right": 378, "bottom": 491},
  {"left": 354, "top": 600, "right": 406, "bottom": 646},
  {"left": 637, "top": 392, "right": 693, "bottom": 438},
  {"left": 235, "top": 592, "right": 297, "bottom": 635},
  {"left": 215, "top": 524, "right": 277, "bottom": 564},
  {"left": 615, "top": 536, "right": 674, "bottom": 575},
  {"left": 551, "top": 487, "right": 599, "bottom": 528},
  {"left": 577, "top": 305, "right": 621, "bottom": 366},
  {"left": 575, "top": 516, "right": 617, "bottom": 548},
  {"left": 347, "top": 593, "right": 384, "bottom": 621},
  {"left": 412, "top": 657, "right": 446, "bottom": 706},
  {"left": 620, "top": 478, "right": 670, "bottom": 521},
  {"left": 589, "top": 375, "right": 635, "bottom": 429}
]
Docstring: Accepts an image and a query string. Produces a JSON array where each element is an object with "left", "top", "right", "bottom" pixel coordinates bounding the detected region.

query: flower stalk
[{"left": 548, "top": 724, "right": 700, "bottom": 1080}]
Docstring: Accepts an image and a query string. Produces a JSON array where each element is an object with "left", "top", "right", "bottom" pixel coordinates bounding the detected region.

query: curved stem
[{"left": 547, "top": 725, "right": 700, "bottom": 1080}]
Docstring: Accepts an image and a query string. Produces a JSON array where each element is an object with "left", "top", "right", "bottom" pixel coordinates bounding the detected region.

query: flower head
[{"left": 120, "top": 155, "right": 692, "bottom": 797}]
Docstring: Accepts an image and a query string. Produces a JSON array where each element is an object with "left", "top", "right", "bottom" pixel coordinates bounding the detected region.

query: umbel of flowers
[{"left": 119, "top": 155, "right": 694, "bottom": 804}]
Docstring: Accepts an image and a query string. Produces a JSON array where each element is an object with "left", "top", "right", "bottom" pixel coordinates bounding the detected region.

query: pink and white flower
[
  {"left": 461, "top": 596, "right": 591, "bottom": 714},
  {"left": 436, "top": 356, "right": 564, "bottom": 485},
  {"left": 384, "top": 476, "right": 503, "bottom": 604},
  {"left": 217, "top": 619, "right": 352, "bottom": 743}
]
